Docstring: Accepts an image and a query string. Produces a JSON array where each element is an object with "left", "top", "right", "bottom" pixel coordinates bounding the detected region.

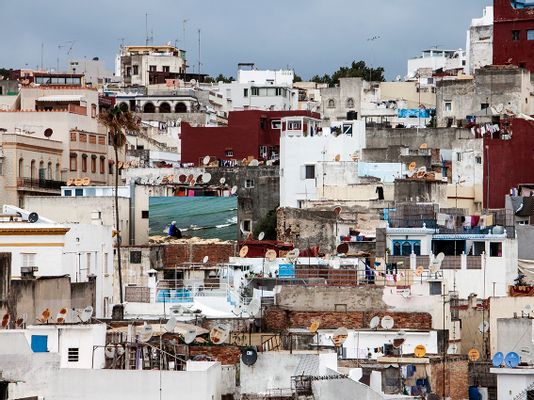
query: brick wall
[
  {"left": 163, "top": 242, "right": 236, "bottom": 267},
  {"left": 430, "top": 357, "right": 469, "bottom": 400},
  {"left": 189, "top": 345, "right": 241, "bottom": 365},
  {"left": 263, "top": 306, "right": 432, "bottom": 331}
]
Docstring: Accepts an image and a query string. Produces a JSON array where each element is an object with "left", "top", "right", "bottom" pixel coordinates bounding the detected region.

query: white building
[
  {"left": 407, "top": 49, "right": 466, "bottom": 79},
  {"left": 1, "top": 204, "right": 114, "bottom": 317},
  {"left": 69, "top": 57, "right": 116, "bottom": 86},
  {"left": 279, "top": 117, "right": 366, "bottom": 208},
  {"left": 465, "top": 6, "right": 494, "bottom": 76}
]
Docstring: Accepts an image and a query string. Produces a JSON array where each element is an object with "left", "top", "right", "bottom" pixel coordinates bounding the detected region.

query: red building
[
  {"left": 181, "top": 110, "right": 320, "bottom": 165},
  {"left": 484, "top": 118, "right": 534, "bottom": 208},
  {"left": 493, "top": 0, "right": 534, "bottom": 72}
]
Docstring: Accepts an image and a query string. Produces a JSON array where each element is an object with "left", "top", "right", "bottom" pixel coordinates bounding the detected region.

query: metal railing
[{"left": 17, "top": 177, "right": 65, "bottom": 191}]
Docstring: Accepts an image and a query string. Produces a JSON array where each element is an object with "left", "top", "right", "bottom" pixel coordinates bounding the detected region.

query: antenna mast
[{"left": 197, "top": 28, "right": 201, "bottom": 80}]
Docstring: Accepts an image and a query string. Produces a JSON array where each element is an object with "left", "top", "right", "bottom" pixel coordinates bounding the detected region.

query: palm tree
[{"left": 98, "top": 106, "right": 140, "bottom": 304}]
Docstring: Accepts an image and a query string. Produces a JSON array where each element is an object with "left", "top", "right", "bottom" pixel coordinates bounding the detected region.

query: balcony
[{"left": 17, "top": 178, "right": 65, "bottom": 192}]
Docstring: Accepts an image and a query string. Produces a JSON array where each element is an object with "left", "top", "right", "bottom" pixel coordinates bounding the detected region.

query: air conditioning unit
[{"left": 21, "top": 266, "right": 38, "bottom": 278}]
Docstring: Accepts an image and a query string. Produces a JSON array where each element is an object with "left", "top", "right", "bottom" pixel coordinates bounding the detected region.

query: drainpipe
[{"left": 129, "top": 181, "right": 135, "bottom": 245}]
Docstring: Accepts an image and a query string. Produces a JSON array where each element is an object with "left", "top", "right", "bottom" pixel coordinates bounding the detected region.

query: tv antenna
[{"left": 145, "top": 13, "right": 153, "bottom": 46}]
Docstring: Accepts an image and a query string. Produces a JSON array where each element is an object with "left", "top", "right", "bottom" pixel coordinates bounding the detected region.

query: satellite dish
[
  {"left": 381, "top": 315, "right": 395, "bottom": 330},
  {"left": 79, "top": 306, "right": 93, "bottom": 323},
  {"left": 138, "top": 324, "right": 154, "bottom": 343},
  {"left": 265, "top": 249, "right": 277, "bottom": 261},
  {"left": 468, "top": 348, "right": 481, "bottom": 362},
  {"left": 369, "top": 316, "right": 380, "bottom": 329},
  {"left": 202, "top": 172, "right": 212, "bottom": 184},
  {"left": 336, "top": 243, "right": 349, "bottom": 255},
  {"left": 492, "top": 352, "right": 504, "bottom": 367},
  {"left": 448, "top": 344, "right": 459, "bottom": 354},
  {"left": 66, "top": 178, "right": 74, "bottom": 186},
  {"left": 1, "top": 313, "right": 9, "bottom": 329},
  {"left": 210, "top": 324, "right": 230, "bottom": 344},
  {"left": 247, "top": 298, "right": 261, "bottom": 317},
  {"left": 479, "top": 321, "right": 490, "bottom": 333},
  {"left": 202, "top": 155, "right": 211, "bottom": 165},
  {"left": 219, "top": 177, "right": 226, "bottom": 185},
  {"left": 82, "top": 177, "right": 91, "bottom": 186},
  {"left": 75, "top": 178, "right": 83, "bottom": 186},
  {"left": 28, "top": 212, "right": 39, "bottom": 223},
  {"left": 232, "top": 304, "right": 243, "bottom": 316},
  {"left": 416, "top": 266, "right": 424, "bottom": 276},
  {"left": 196, "top": 174, "right": 204, "bottom": 184},
  {"left": 286, "top": 248, "right": 300, "bottom": 262},
  {"left": 202, "top": 255, "right": 209, "bottom": 264},
  {"left": 334, "top": 154, "right": 341, "bottom": 162},
  {"left": 239, "top": 246, "right": 249, "bottom": 258},
  {"left": 56, "top": 308, "right": 68, "bottom": 324},
  {"left": 231, "top": 185, "right": 238, "bottom": 195},
  {"left": 44, "top": 128, "right": 53, "bottom": 137},
  {"left": 165, "top": 317, "right": 177, "bottom": 332},
  {"left": 241, "top": 347, "right": 258, "bottom": 366},
  {"left": 419, "top": 143, "right": 428, "bottom": 149},
  {"left": 178, "top": 174, "right": 187, "bottom": 183},
  {"left": 309, "top": 321, "right": 320, "bottom": 333},
  {"left": 331, "top": 327, "right": 349, "bottom": 347},
  {"left": 187, "top": 174, "right": 195, "bottom": 184},
  {"left": 408, "top": 162, "right": 417, "bottom": 171},
  {"left": 505, "top": 352, "right": 520, "bottom": 368},
  {"left": 429, "top": 253, "right": 444, "bottom": 273},
  {"left": 184, "top": 328, "right": 198, "bottom": 344},
  {"left": 258, "top": 232, "right": 265, "bottom": 241},
  {"left": 333, "top": 206, "right": 342, "bottom": 217},
  {"left": 105, "top": 344, "right": 116, "bottom": 358},
  {"left": 116, "top": 344, "right": 125, "bottom": 356},
  {"left": 39, "top": 308, "right": 51, "bottom": 323},
  {"left": 393, "top": 338, "right": 406, "bottom": 349},
  {"left": 414, "top": 344, "right": 427, "bottom": 358},
  {"left": 249, "top": 159, "right": 259, "bottom": 167}
]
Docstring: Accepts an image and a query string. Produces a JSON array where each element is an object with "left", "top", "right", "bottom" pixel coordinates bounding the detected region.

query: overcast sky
[{"left": 0, "top": 0, "right": 491, "bottom": 80}]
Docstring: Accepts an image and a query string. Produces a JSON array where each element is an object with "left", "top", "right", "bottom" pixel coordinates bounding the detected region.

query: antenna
[
  {"left": 239, "top": 246, "right": 249, "bottom": 258},
  {"left": 380, "top": 315, "right": 395, "bottom": 330},
  {"left": 478, "top": 321, "right": 490, "bottom": 333},
  {"left": 219, "top": 177, "right": 226, "bottom": 185},
  {"left": 241, "top": 347, "right": 258, "bottom": 366},
  {"left": 28, "top": 212, "right": 39, "bottom": 223},
  {"left": 448, "top": 344, "right": 458, "bottom": 355},
  {"left": 416, "top": 266, "right": 424, "bottom": 276},
  {"left": 286, "top": 248, "right": 300, "bottom": 263},
  {"left": 258, "top": 232, "right": 265, "bottom": 241},
  {"left": 210, "top": 324, "right": 230, "bottom": 344},
  {"left": 369, "top": 316, "right": 380, "bottom": 329},
  {"left": 429, "top": 253, "right": 444, "bottom": 274},
  {"left": 197, "top": 28, "right": 201, "bottom": 80},
  {"left": 468, "top": 348, "right": 481, "bottom": 362},
  {"left": 145, "top": 13, "right": 153, "bottom": 46},
  {"left": 15, "top": 316, "right": 25, "bottom": 328},
  {"left": 79, "top": 306, "right": 93, "bottom": 323},
  {"left": 408, "top": 162, "right": 417, "bottom": 171}
]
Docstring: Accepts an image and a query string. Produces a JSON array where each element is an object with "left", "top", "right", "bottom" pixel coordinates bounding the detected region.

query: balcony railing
[{"left": 17, "top": 178, "right": 65, "bottom": 191}]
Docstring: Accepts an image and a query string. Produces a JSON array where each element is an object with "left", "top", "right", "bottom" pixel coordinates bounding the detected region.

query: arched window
[
  {"left": 393, "top": 242, "right": 401, "bottom": 256},
  {"left": 30, "top": 160, "right": 36, "bottom": 180},
  {"left": 47, "top": 162, "right": 52, "bottom": 180},
  {"left": 39, "top": 161, "right": 45, "bottom": 182},
  {"left": 55, "top": 163, "right": 61, "bottom": 180},
  {"left": 401, "top": 241, "right": 412, "bottom": 256},
  {"left": 159, "top": 102, "right": 171, "bottom": 113},
  {"left": 18, "top": 158, "right": 24, "bottom": 177},
  {"left": 175, "top": 102, "right": 187, "bottom": 113},
  {"left": 346, "top": 98, "right": 355, "bottom": 108},
  {"left": 143, "top": 102, "right": 155, "bottom": 113},
  {"left": 327, "top": 99, "right": 335, "bottom": 108}
]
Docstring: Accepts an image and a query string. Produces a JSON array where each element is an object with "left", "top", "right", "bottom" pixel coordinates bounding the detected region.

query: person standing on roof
[{"left": 168, "top": 221, "right": 182, "bottom": 239}]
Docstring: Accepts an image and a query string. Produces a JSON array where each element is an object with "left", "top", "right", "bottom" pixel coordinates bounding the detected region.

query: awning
[{"left": 36, "top": 95, "right": 86, "bottom": 102}]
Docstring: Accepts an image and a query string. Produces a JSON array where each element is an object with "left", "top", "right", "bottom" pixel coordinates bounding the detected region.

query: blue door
[{"left": 31, "top": 335, "right": 48, "bottom": 352}]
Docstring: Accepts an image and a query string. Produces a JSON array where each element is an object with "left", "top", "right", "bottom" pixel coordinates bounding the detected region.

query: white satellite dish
[
  {"left": 479, "top": 321, "right": 490, "bottom": 333},
  {"left": 79, "top": 306, "right": 93, "bottom": 323},
  {"left": 138, "top": 324, "right": 154, "bottom": 343},
  {"left": 232, "top": 304, "right": 243, "bottom": 316},
  {"left": 165, "top": 317, "right": 177, "bottom": 332},
  {"left": 105, "top": 344, "right": 116, "bottom": 358},
  {"left": 220, "top": 177, "right": 226, "bottom": 185},
  {"left": 202, "top": 172, "right": 212, "bottom": 184},
  {"left": 184, "top": 328, "right": 197, "bottom": 344},
  {"left": 210, "top": 324, "right": 230, "bottom": 344},
  {"left": 381, "top": 315, "right": 395, "bottom": 330},
  {"left": 286, "top": 248, "right": 300, "bottom": 262},
  {"left": 448, "top": 344, "right": 459, "bottom": 355},
  {"left": 247, "top": 298, "right": 261, "bottom": 317},
  {"left": 258, "top": 232, "right": 265, "bottom": 241},
  {"left": 397, "top": 330, "right": 407, "bottom": 340},
  {"left": 231, "top": 185, "right": 238, "bottom": 195},
  {"left": 429, "top": 252, "right": 444, "bottom": 274},
  {"left": 369, "top": 316, "right": 380, "bottom": 329},
  {"left": 203, "top": 255, "right": 209, "bottom": 264},
  {"left": 202, "top": 155, "right": 211, "bottom": 165},
  {"left": 249, "top": 159, "right": 259, "bottom": 167}
]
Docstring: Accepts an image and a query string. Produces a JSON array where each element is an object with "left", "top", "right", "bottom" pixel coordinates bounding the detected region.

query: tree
[
  {"left": 98, "top": 106, "right": 140, "bottom": 304},
  {"left": 253, "top": 208, "right": 278, "bottom": 240},
  {"left": 293, "top": 73, "right": 303, "bottom": 83},
  {"left": 205, "top": 73, "right": 233, "bottom": 83},
  {"left": 0, "top": 68, "right": 11, "bottom": 80},
  {"left": 310, "top": 60, "right": 385, "bottom": 86}
]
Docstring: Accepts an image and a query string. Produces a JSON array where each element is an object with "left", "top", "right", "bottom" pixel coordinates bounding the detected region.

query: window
[
  {"left": 100, "top": 158, "right": 105, "bottom": 174},
  {"left": 70, "top": 155, "right": 77, "bottom": 171},
  {"left": 109, "top": 162, "right": 114, "bottom": 175},
  {"left": 481, "top": 103, "right": 489, "bottom": 110},
  {"left": 475, "top": 155, "right": 482, "bottom": 164},
  {"left": 327, "top": 99, "right": 335, "bottom": 108},
  {"left": 271, "top": 120, "right": 281, "bottom": 129},
  {"left": 91, "top": 157, "right": 96, "bottom": 173},
  {"left": 104, "top": 253, "right": 109, "bottom": 274},
  {"left": 68, "top": 347, "right": 79, "bottom": 362},
  {"left": 149, "top": 65, "right": 157, "bottom": 72},
  {"left": 81, "top": 155, "right": 87, "bottom": 172},
  {"left": 392, "top": 240, "right": 421, "bottom": 256},
  {"left": 275, "top": 88, "right": 282, "bottom": 96},
  {"left": 64, "top": 189, "right": 72, "bottom": 196},
  {"left": 429, "top": 282, "right": 442, "bottom": 295},
  {"left": 470, "top": 241, "right": 485, "bottom": 256},
  {"left": 130, "top": 251, "right": 142, "bottom": 264},
  {"left": 126, "top": 67, "right": 131, "bottom": 77},
  {"left": 141, "top": 210, "right": 149, "bottom": 219},
  {"left": 528, "top": 30, "right": 534, "bottom": 41},
  {"left": 132, "top": 65, "right": 139, "bottom": 75},
  {"left": 457, "top": 152, "right": 462, "bottom": 162},
  {"left": 287, "top": 120, "right": 302, "bottom": 130},
  {"left": 512, "top": 30, "right": 521, "bottom": 41},
  {"left": 445, "top": 102, "right": 452, "bottom": 112},
  {"left": 225, "top": 149, "right": 234, "bottom": 157},
  {"left": 245, "top": 179, "right": 255, "bottom": 188},
  {"left": 18, "top": 158, "right": 23, "bottom": 177},
  {"left": 242, "top": 220, "right": 252, "bottom": 232},
  {"left": 75, "top": 188, "right": 83, "bottom": 196},
  {"left": 91, "top": 104, "right": 97, "bottom": 118},
  {"left": 259, "top": 146, "right": 268, "bottom": 159},
  {"left": 304, "top": 165, "right": 315, "bottom": 180},
  {"left": 31, "top": 335, "right": 48, "bottom": 352},
  {"left": 342, "top": 123, "right": 353, "bottom": 136},
  {"left": 490, "top": 242, "right": 502, "bottom": 257},
  {"left": 251, "top": 87, "right": 259, "bottom": 96},
  {"left": 86, "top": 253, "right": 91, "bottom": 272},
  {"left": 162, "top": 66, "right": 170, "bottom": 73},
  {"left": 243, "top": 88, "right": 248, "bottom": 97},
  {"left": 346, "top": 98, "right": 355, "bottom": 108},
  {"left": 22, "top": 253, "right": 36, "bottom": 268}
]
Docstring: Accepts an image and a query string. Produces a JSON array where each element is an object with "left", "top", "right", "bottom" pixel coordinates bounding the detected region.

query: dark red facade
[
  {"left": 493, "top": 0, "right": 534, "bottom": 72},
  {"left": 181, "top": 110, "right": 319, "bottom": 165},
  {"left": 484, "top": 118, "right": 534, "bottom": 208}
]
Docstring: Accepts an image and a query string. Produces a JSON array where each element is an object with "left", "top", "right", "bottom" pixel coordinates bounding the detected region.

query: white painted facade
[
  {"left": 217, "top": 81, "right": 298, "bottom": 112},
  {"left": 465, "top": 6, "right": 494, "bottom": 76},
  {"left": 237, "top": 68, "right": 294, "bottom": 86},
  {"left": 407, "top": 49, "right": 466, "bottom": 79},
  {"left": 491, "top": 368, "right": 534, "bottom": 400},
  {"left": 279, "top": 119, "right": 366, "bottom": 208}
]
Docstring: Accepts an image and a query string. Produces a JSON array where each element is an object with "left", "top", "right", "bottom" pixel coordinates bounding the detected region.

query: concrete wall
[
  {"left": 366, "top": 127, "right": 466, "bottom": 150},
  {"left": 515, "top": 225, "right": 534, "bottom": 260},
  {"left": 496, "top": 318, "right": 534, "bottom": 358},
  {"left": 493, "top": 369, "right": 534, "bottom": 400},
  {"left": 320, "top": 78, "right": 363, "bottom": 123},
  {"left": 394, "top": 179, "right": 448, "bottom": 206},
  {"left": 489, "top": 297, "right": 534, "bottom": 354},
  {"left": 313, "top": 378, "right": 385, "bottom": 400}
]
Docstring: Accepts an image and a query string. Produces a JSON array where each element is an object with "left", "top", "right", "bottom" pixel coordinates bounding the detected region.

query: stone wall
[
  {"left": 162, "top": 241, "right": 237, "bottom": 267},
  {"left": 188, "top": 345, "right": 241, "bottom": 365},
  {"left": 429, "top": 357, "right": 469, "bottom": 400}
]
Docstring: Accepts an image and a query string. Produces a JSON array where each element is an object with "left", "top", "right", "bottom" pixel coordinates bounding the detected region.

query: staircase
[
  {"left": 261, "top": 334, "right": 282, "bottom": 352},
  {"left": 513, "top": 381, "right": 534, "bottom": 400}
]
